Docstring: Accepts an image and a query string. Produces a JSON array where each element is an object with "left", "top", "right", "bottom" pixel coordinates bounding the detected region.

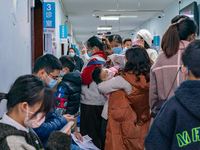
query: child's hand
[
  {"left": 82, "top": 44, "right": 87, "bottom": 55},
  {"left": 73, "top": 131, "right": 83, "bottom": 142}
]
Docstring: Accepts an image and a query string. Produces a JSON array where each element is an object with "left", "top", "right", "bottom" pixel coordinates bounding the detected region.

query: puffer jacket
[
  {"left": 105, "top": 72, "right": 150, "bottom": 150},
  {"left": 57, "top": 70, "right": 82, "bottom": 115},
  {"left": 33, "top": 109, "right": 68, "bottom": 147}
]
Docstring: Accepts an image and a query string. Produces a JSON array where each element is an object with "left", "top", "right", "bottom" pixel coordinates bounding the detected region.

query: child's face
[{"left": 100, "top": 68, "right": 109, "bottom": 81}]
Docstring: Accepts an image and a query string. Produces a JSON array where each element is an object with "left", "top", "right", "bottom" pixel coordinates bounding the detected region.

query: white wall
[
  {"left": 124, "top": 0, "right": 200, "bottom": 48},
  {"left": 0, "top": 0, "right": 32, "bottom": 116},
  {"left": 0, "top": 0, "right": 32, "bottom": 92}
]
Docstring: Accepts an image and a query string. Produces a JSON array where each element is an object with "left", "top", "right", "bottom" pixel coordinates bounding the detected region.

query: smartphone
[
  {"left": 60, "top": 121, "right": 75, "bottom": 132},
  {"left": 71, "top": 112, "right": 81, "bottom": 118}
]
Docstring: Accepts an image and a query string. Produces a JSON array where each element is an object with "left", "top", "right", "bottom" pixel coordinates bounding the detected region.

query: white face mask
[{"left": 24, "top": 105, "right": 45, "bottom": 128}]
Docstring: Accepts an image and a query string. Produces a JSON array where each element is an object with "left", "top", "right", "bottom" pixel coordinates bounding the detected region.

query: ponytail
[
  {"left": 87, "top": 36, "right": 113, "bottom": 56},
  {"left": 0, "top": 93, "right": 7, "bottom": 101},
  {"left": 162, "top": 19, "right": 197, "bottom": 58},
  {"left": 102, "top": 38, "right": 114, "bottom": 56},
  {"left": 161, "top": 23, "right": 180, "bottom": 58}
]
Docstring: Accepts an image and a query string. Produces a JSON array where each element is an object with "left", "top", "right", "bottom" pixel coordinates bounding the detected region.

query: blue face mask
[
  {"left": 46, "top": 72, "right": 58, "bottom": 88},
  {"left": 68, "top": 53, "right": 75, "bottom": 57},
  {"left": 88, "top": 51, "right": 91, "bottom": 57},
  {"left": 59, "top": 70, "right": 66, "bottom": 77},
  {"left": 112, "top": 47, "right": 122, "bottom": 54}
]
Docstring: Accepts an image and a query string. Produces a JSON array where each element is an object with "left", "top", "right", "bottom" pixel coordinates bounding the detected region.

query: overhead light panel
[
  {"left": 101, "top": 17, "right": 119, "bottom": 20},
  {"left": 97, "top": 26, "right": 112, "bottom": 30}
]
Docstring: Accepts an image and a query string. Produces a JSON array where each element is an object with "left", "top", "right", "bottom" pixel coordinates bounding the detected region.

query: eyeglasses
[{"left": 46, "top": 72, "right": 59, "bottom": 80}]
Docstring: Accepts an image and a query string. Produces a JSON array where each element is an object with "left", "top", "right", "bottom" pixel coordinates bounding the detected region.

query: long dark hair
[
  {"left": 87, "top": 36, "right": 113, "bottom": 56},
  {"left": 161, "top": 19, "right": 197, "bottom": 58},
  {"left": 0, "top": 75, "right": 56, "bottom": 119},
  {"left": 124, "top": 45, "right": 152, "bottom": 82}
]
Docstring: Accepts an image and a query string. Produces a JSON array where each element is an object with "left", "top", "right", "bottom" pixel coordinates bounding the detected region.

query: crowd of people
[{"left": 0, "top": 14, "right": 200, "bottom": 150}]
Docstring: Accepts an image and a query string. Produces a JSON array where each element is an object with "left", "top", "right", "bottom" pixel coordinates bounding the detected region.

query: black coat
[
  {"left": 145, "top": 80, "right": 200, "bottom": 150},
  {"left": 56, "top": 70, "right": 82, "bottom": 115},
  {"left": 74, "top": 55, "right": 84, "bottom": 72}
]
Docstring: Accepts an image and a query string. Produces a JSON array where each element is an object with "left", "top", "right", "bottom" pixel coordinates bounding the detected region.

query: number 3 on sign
[{"left": 47, "top": 4, "right": 51, "bottom": 11}]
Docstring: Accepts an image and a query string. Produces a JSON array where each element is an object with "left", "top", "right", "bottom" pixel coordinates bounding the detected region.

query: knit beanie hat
[{"left": 137, "top": 29, "right": 152, "bottom": 47}]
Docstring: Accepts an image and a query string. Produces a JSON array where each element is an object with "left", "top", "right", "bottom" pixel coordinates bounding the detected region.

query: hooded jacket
[
  {"left": 145, "top": 80, "right": 200, "bottom": 150},
  {"left": 57, "top": 70, "right": 82, "bottom": 115},
  {"left": 0, "top": 123, "right": 71, "bottom": 150},
  {"left": 105, "top": 72, "right": 150, "bottom": 150}
]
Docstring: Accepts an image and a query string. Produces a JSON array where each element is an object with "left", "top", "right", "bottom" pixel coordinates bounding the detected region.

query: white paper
[{"left": 71, "top": 134, "right": 100, "bottom": 150}]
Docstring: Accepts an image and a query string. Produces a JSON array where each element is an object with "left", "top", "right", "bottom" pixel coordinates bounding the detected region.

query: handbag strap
[{"left": 165, "top": 66, "right": 181, "bottom": 101}]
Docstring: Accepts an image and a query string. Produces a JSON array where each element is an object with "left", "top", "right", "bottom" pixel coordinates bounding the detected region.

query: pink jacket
[{"left": 149, "top": 40, "right": 190, "bottom": 108}]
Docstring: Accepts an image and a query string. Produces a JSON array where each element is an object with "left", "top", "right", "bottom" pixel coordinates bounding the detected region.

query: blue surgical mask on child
[
  {"left": 112, "top": 47, "right": 122, "bottom": 54},
  {"left": 68, "top": 53, "right": 75, "bottom": 57},
  {"left": 88, "top": 51, "right": 92, "bottom": 57}
]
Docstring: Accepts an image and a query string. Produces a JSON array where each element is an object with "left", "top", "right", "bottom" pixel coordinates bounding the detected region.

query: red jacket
[{"left": 81, "top": 51, "right": 107, "bottom": 85}]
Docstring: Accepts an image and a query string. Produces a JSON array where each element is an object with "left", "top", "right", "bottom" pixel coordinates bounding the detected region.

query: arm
[
  {"left": 45, "top": 131, "right": 71, "bottom": 150},
  {"left": 149, "top": 68, "right": 159, "bottom": 108},
  {"left": 98, "top": 76, "right": 132, "bottom": 94},
  {"left": 33, "top": 110, "right": 68, "bottom": 140}
]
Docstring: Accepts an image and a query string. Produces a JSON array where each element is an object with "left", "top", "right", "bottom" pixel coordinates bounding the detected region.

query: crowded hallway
[{"left": 1, "top": 0, "right": 200, "bottom": 150}]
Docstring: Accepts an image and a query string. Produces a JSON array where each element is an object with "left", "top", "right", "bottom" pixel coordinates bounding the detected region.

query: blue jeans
[{"left": 71, "top": 140, "right": 84, "bottom": 150}]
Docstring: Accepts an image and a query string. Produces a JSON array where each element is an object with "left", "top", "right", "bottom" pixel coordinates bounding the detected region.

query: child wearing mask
[
  {"left": 56, "top": 55, "right": 83, "bottom": 144},
  {"left": 0, "top": 75, "right": 72, "bottom": 150}
]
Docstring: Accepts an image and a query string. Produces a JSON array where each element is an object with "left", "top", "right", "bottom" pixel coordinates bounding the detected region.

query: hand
[
  {"left": 73, "top": 131, "right": 83, "bottom": 142},
  {"left": 82, "top": 44, "right": 87, "bottom": 55},
  {"left": 62, "top": 121, "right": 73, "bottom": 135},
  {"left": 63, "top": 114, "right": 75, "bottom": 122}
]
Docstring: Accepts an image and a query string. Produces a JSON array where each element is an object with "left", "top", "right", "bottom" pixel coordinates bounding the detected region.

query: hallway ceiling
[{"left": 61, "top": 0, "right": 179, "bottom": 46}]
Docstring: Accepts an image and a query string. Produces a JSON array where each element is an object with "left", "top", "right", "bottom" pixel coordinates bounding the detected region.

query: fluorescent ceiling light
[
  {"left": 97, "top": 26, "right": 112, "bottom": 30},
  {"left": 120, "top": 16, "right": 138, "bottom": 18},
  {"left": 101, "top": 17, "right": 119, "bottom": 20}
]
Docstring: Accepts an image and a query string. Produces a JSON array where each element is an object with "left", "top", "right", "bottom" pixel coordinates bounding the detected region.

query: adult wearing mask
[
  {"left": 149, "top": 18, "right": 197, "bottom": 118},
  {"left": 0, "top": 75, "right": 72, "bottom": 150},
  {"left": 80, "top": 36, "right": 113, "bottom": 149},
  {"left": 68, "top": 47, "right": 84, "bottom": 72},
  {"left": 135, "top": 29, "right": 158, "bottom": 62},
  {"left": 109, "top": 34, "right": 123, "bottom": 54}
]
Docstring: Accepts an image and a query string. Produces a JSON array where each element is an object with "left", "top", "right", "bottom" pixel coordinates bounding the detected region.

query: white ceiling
[{"left": 61, "top": 0, "right": 178, "bottom": 45}]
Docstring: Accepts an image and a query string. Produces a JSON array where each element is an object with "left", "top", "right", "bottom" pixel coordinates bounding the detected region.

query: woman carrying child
[{"left": 98, "top": 45, "right": 152, "bottom": 150}]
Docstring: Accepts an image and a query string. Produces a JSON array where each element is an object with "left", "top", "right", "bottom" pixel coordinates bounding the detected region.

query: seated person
[
  {"left": 0, "top": 75, "right": 72, "bottom": 150},
  {"left": 32, "top": 54, "right": 82, "bottom": 149},
  {"left": 57, "top": 55, "right": 83, "bottom": 142}
]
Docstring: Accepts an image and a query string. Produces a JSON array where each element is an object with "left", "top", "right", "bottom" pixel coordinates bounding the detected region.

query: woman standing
[
  {"left": 98, "top": 46, "right": 152, "bottom": 150},
  {"left": 67, "top": 47, "right": 84, "bottom": 72},
  {"left": 80, "top": 36, "right": 113, "bottom": 149},
  {"left": 0, "top": 75, "right": 72, "bottom": 150},
  {"left": 149, "top": 18, "right": 197, "bottom": 116},
  {"left": 136, "top": 29, "right": 158, "bottom": 62},
  {"left": 108, "top": 34, "right": 123, "bottom": 54}
]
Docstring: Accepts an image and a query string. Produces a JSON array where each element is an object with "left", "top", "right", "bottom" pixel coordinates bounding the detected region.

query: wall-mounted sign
[
  {"left": 43, "top": 2, "right": 55, "bottom": 34},
  {"left": 60, "top": 25, "right": 67, "bottom": 43},
  {"left": 153, "top": 36, "right": 160, "bottom": 46}
]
